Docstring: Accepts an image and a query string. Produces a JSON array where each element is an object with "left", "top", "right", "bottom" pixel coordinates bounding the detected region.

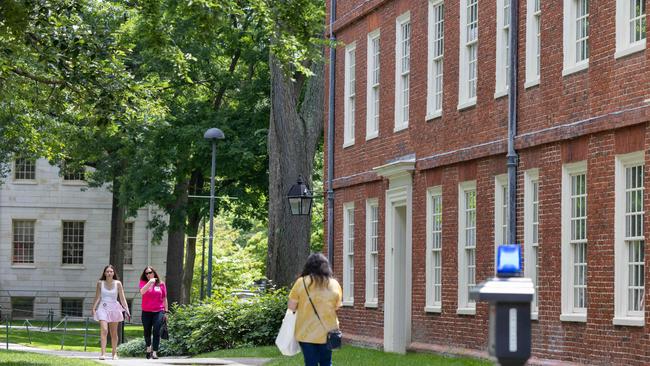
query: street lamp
[
  {"left": 204, "top": 127, "right": 225, "bottom": 298},
  {"left": 287, "top": 175, "right": 313, "bottom": 216}
]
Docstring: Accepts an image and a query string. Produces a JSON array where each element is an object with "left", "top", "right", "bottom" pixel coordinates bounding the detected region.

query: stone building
[{"left": 0, "top": 158, "right": 168, "bottom": 321}]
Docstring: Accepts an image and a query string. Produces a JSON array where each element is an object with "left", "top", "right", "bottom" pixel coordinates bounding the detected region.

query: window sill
[
  {"left": 11, "top": 264, "right": 36, "bottom": 269},
  {"left": 457, "top": 98, "right": 477, "bottom": 111},
  {"left": 393, "top": 124, "right": 408, "bottom": 133},
  {"left": 494, "top": 89, "right": 508, "bottom": 99},
  {"left": 61, "top": 265, "right": 86, "bottom": 270},
  {"left": 342, "top": 300, "right": 354, "bottom": 307},
  {"left": 524, "top": 79, "right": 540, "bottom": 89},
  {"left": 614, "top": 42, "right": 646, "bottom": 59},
  {"left": 612, "top": 316, "right": 644, "bottom": 327},
  {"left": 123, "top": 265, "right": 135, "bottom": 271},
  {"left": 12, "top": 180, "right": 37, "bottom": 185},
  {"left": 531, "top": 312, "right": 538, "bottom": 320},
  {"left": 365, "top": 132, "right": 378, "bottom": 141},
  {"left": 560, "top": 313, "right": 586, "bottom": 322},
  {"left": 342, "top": 140, "right": 355, "bottom": 149},
  {"left": 364, "top": 301, "right": 378, "bottom": 309},
  {"left": 61, "top": 181, "right": 88, "bottom": 186},
  {"left": 562, "top": 62, "right": 589, "bottom": 77},
  {"left": 424, "top": 305, "right": 442, "bottom": 313},
  {"left": 425, "top": 111, "right": 442, "bottom": 121},
  {"left": 456, "top": 307, "right": 476, "bottom": 316}
]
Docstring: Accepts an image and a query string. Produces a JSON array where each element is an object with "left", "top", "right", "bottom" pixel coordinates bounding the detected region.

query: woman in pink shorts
[{"left": 91, "top": 265, "right": 131, "bottom": 360}]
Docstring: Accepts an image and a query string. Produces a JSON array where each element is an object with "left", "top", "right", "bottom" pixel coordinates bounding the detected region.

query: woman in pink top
[{"left": 139, "top": 266, "right": 168, "bottom": 359}]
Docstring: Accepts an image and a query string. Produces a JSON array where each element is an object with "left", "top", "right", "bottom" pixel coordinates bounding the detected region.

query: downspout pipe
[
  {"left": 326, "top": 0, "right": 337, "bottom": 267},
  {"left": 507, "top": 0, "right": 520, "bottom": 248}
]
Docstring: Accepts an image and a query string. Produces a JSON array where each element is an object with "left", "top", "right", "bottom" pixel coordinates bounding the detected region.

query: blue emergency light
[{"left": 496, "top": 244, "right": 521, "bottom": 276}]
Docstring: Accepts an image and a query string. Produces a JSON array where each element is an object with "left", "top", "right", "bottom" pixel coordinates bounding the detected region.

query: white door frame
[{"left": 373, "top": 158, "right": 414, "bottom": 354}]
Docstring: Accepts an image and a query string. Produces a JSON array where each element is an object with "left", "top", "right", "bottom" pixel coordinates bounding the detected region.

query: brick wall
[{"left": 325, "top": 0, "right": 650, "bottom": 364}]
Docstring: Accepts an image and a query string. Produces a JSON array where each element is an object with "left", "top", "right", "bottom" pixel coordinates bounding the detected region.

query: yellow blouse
[{"left": 288, "top": 276, "right": 342, "bottom": 344}]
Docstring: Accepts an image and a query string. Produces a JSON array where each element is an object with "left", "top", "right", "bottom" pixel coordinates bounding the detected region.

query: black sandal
[{"left": 145, "top": 351, "right": 152, "bottom": 359}]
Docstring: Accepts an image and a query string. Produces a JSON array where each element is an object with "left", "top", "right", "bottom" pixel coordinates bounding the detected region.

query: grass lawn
[
  {"left": 2, "top": 321, "right": 143, "bottom": 353},
  {"left": 0, "top": 350, "right": 100, "bottom": 365},
  {"left": 197, "top": 345, "right": 493, "bottom": 366}
]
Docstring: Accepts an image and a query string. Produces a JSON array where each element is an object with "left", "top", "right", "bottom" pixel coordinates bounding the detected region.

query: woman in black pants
[{"left": 139, "top": 266, "right": 168, "bottom": 359}]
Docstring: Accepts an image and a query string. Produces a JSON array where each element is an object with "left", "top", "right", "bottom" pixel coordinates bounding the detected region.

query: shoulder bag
[{"left": 303, "top": 277, "right": 342, "bottom": 350}]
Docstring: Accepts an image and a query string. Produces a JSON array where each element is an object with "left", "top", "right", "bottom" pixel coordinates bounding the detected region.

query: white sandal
[{"left": 99, "top": 355, "right": 105, "bottom": 360}]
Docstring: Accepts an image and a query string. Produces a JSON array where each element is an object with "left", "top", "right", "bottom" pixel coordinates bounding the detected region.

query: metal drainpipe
[
  {"left": 326, "top": 0, "right": 337, "bottom": 267},
  {"left": 507, "top": 0, "right": 520, "bottom": 248}
]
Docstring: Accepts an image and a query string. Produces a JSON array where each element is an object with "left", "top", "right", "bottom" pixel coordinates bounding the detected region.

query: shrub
[
  {"left": 117, "top": 338, "right": 177, "bottom": 357},
  {"left": 165, "top": 289, "right": 287, "bottom": 355}
]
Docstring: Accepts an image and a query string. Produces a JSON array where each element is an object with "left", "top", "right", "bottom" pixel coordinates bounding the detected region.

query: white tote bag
[{"left": 275, "top": 309, "right": 301, "bottom": 356}]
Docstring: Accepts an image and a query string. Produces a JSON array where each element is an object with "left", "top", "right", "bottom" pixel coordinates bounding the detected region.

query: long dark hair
[
  {"left": 300, "top": 253, "right": 333, "bottom": 288},
  {"left": 140, "top": 266, "right": 161, "bottom": 285},
  {"left": 99, "top": 265, "right": 120, "bottom": 281}
]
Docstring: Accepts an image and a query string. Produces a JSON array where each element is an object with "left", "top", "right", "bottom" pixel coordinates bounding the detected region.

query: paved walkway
[{"left": 4, "top": 343, "right": 271, "bottom": 366}]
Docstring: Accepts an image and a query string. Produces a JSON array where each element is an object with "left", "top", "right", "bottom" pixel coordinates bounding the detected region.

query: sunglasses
[{"left": 145, "top": 271, "right": 153, "bottom": 275}]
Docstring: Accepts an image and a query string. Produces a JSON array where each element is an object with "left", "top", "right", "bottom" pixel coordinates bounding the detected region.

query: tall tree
[{"left": 264, "top": 0, "right": 327, "bottom": 287}]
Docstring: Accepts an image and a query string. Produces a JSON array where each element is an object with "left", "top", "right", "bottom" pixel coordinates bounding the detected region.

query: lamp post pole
[{"left": 204, "top": 128, "right": 224, "bottom": 298}]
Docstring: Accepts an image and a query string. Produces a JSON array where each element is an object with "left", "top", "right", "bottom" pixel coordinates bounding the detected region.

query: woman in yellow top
[{"left": 288, "top": 253, "right": 342, "bottom": 366}]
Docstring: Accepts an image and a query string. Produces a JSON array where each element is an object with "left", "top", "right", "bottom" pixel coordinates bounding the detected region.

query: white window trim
[
  {"left": 342, "top": 202, "right": 355, "bottom": 306},
  {"left": 343, "top": 42, "right": 357, "bottom": 147},
  {"left": 494, "top": 175, "right": 509, "bottom": 263},
  {"left": 425, "top": 186, "right": 443, "bottom": 313},
  {"left": 562, "top": 0, "right": 589, "bottom": 76},
  {"left": 366, "top": 30, "right": 381, "bottom": 141},
  {"left": 457, "top": 181, "right": 477, "bottom": 315},
  {"left": 613, "top": 151, "right": 645, "bottom": 327},
  {"left": 458, "top": 0, "right": 478, "bottom": 109},
  {"left": 524, "top": 169, "right": 540, "bottom": 320},
  {"left": 495, "top": 0, "right": 510, "bottom": 97},
  {"left": 615, "top": 0, "right": 647, "bottom": 58},
  {"left": 12, "top": 158, "right": 38, "bottom": 184},
  {"left": 365, "top": 198, "right": 379, "bottom": 308},
  {"left": 394, "top": 12, "right": 411, "bottom": 132},
  {"left": 525, "top": 0, "right": 541, "bottom": 88},
  {"left": 560, "top": 161, "right": 587, "bottom": 322},
  {"left": 426, "top": 0, "right": 444, "bottom": 120}
]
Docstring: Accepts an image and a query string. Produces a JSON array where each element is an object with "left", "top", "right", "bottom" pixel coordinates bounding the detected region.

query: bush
[
  {"left": 163, "top": 289, "right": 287, "bottom": 355},
  {"left": 117, "top": 338, "right": 177, "bottom": 357}
]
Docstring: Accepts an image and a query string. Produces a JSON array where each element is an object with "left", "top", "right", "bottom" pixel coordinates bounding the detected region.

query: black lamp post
[
  {"left": 287, "top": 175, "right": 313, "bottom": 216},
  {"left": 204, "top": 127, "right": 225, "bottom": 298}
]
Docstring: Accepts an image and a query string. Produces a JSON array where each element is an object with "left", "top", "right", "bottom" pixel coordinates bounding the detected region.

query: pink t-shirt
[{"left": 139, "top": 280, "right": 167, "bottom": 312}]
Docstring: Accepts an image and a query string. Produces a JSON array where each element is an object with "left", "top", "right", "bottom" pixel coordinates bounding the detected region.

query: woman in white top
[{"left": 91, "top": 265, "right": 131, "bottom": 360}]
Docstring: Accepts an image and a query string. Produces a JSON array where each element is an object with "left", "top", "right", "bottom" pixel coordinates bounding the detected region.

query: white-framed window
[
  {"left": 365, "top": 199, "right": 379, "bottom": 307},
  {"left": 524, "top": 169, "right": 540, "bottom": 319},
  {"left": 495, "top": 175, "right": 509, "bottom": 253},
  {"left": 563, "top": 0, "right": 589, "bottom": 76},
  {"left": 123, "top": 222, "right": 134, "bottom": 266},
  {"left": 394, "top": 12, "right": 411, "bottom": 131},
  {"left": 342, "top": 202, "right": 355, "bottom": 306},
  {"left": 14, "top": 158, "right": 36, "bottom": 181},
  {"left": 560, "top": 161, "right": 587, "bottom": 322},
  {"left": 426, "top": 186, "right": 443, "bottom": 312},
  {"left": 525, "top": 0, "right": 542, "bottom": 87},
  {"left": 62, "top": 221, "right": 85, "bottom": 265},
  {"left": 366, "top": 30, "right": 380, "bottom": 140},
  {"left": 615, "top": 0, "right": 647, "bottom": 58},
  {"left": 614, "top": 152, "right": 645, "bottom": 326},
  {"left": 427, "top": 0, "right": 445, "bottom": 119},
  {"left": 12, "top": 220, "right": 35, "bottom": 264},
  {"left": 458, "top": 0, "right": 478, "bottom": 109},
  {"left": 458, "top": 181, "right": 477, "bottom": 314},
  {"left": 343, "top": 42, "right": 356, "bottom": 147},
  {"left": 61, "top": 162, "right": 86, "bottom": 182},
  {"left": 61, "top": 298, "right": 83, "bottom": 317},
  {"left": 495, "top": 0, "right": 511, "bottom": 97}
]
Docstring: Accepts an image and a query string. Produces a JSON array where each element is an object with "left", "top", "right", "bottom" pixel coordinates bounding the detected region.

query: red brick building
[{"left": 323, "top": 0, "right": 649, "bottom": 364}]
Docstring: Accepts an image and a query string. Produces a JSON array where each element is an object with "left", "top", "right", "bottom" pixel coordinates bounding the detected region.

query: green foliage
[
  {"left": 150, "top": 290, "right": 287, "bottom": 356},
  {"left": 117, "top": 338, "right": 177, "bottom": 357}
]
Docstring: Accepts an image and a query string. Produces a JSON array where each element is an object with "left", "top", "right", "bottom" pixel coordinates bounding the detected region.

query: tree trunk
[
  {"left": 165, "top": 177, "right": 189, "bottom": 305},
  {"left": 266, "top": 55, "right": 325, "bottom": 288},
  {"left": 181, "top": 170, "right": 204, "bottom": 304},
  {"left": 109, "top": 178, "right": 126, "bottom": 278}
]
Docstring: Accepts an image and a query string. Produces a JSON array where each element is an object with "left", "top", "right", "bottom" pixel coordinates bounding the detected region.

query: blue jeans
[
  {"left": 141, "top": 311, "right": 164, "bottom": 351},
  {"left": 299, "top": 342, "right": 332, "bottom": 366}
]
